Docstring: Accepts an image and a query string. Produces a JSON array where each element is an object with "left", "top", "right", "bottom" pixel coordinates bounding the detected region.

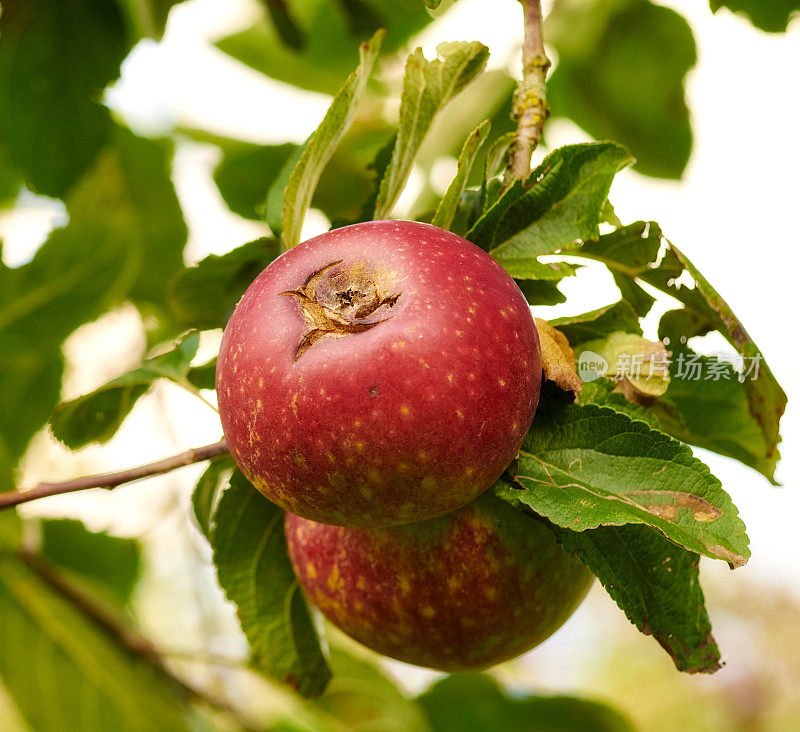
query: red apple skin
[
  {"left": 216, "top": 220, "right": 541, "bottom": 527},
  {"left": 285, "top": 494, "right": 593, "bottom": 671}
]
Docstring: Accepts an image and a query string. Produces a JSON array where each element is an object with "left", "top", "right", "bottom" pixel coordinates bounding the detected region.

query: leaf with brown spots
[
  {"left": 535, "top": 318, "right": 582, "bottom": 396},
  {"left": 573, "top": 221, "right": 786, "bottom": 478},
  {"left": 495, "top": 402, "right": 750, "bottom": 568}
]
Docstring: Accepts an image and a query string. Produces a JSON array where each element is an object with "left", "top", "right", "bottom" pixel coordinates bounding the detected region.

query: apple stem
[
  {"left": 0, "top": 439, "right": 229, "bottom": 510},
  {"left": 504, "top": 0, "right": 550, "bottom": 187}
]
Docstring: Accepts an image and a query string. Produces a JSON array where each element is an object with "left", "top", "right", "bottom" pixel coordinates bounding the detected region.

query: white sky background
[{"left": 1, "top": 0, "right": 799, "bottom": 698}]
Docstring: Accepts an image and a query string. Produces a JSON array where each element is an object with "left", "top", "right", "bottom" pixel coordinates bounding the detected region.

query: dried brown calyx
[{"left": 281, "top": 260, "right": 401, "bottom": 361}]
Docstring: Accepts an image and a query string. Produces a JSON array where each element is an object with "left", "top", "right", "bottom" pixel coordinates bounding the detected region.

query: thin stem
[
  {"left": 0, "top": 439, "right": 229, "bottom": 510},
  {"left": 504, "top": 0, "right": 550, "bottom": 186}
]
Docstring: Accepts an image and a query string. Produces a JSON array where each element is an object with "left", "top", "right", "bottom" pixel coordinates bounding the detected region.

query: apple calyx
[{"left": 281, "top": 260, "right": 401, "bottom": 361}]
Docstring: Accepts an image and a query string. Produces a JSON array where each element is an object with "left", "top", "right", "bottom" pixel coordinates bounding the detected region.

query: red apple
[
  {"left": 285, "top": 493, "right": 593, "bottom": 671},
  {"left": 217, "top": 220, "right": 541, "bottom": 527}
]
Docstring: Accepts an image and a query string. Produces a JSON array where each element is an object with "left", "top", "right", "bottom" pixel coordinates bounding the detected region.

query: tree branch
[
  {"left": 0, "top": 439, "right": 229, "bottom": 510},
  {"left": 505, "top": 0, "right": 551, "bottom": 185}
]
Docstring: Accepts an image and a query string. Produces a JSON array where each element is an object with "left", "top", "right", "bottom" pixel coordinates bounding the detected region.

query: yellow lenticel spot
[
  {"left": 327, "top": 565, "right": 344, "bottom": 592},
  {"left": 306, "top": 563, "right": 317, "bottom": 580},
  {"left": 400, "top": 405, "right": 410, "bottom": 415}
]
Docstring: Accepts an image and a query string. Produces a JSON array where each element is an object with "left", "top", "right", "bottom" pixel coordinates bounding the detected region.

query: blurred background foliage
[{"left": 0, "top": 0, "right": 799, "bottom": 730}]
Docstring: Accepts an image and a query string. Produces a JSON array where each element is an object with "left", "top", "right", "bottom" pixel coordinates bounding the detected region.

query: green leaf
[
  {"left": 211, "top": 471, "right": 331, "bottom": 697},
  {"left": 281, "top": 30, "right": 383, "bottom": 249},
  {"left": 213, "top": 142, "right": 298, "bottom": 221},
  {"left": 552, "top": 523, "right": 722, "bottom": 674},
  {"left": 484, "top": 131, "right": 516, "bottom": 181},
  {"left": 575, "top": 220, "right": 662, "bottom": 317},
  {"left": 547, "top": 0, "right": 696, "bottom": 179},
  {"left": 418, "top": 673, "right": 634, "bottom": 731},
  {"left": 355, "top": 132, "right": 397, "bottom": 224},
  {"left": 578, "top": 379, "right": 659, "bottom": 428},
  {"left": 551, "top": 301, "right": 641, "bottom": 345},
  {"left": 334, "top": 0, "right": 384, "bottom": 36},
  {"left": 431, "top": 120, "right": 491, "bottom": 230},
  {"left": 313, "top": 646, "right": 429, "bottom": 730},
  {"left": 0, "top": 555, "right": 190, "bottom": 731},
  {"left": 576, "top": 220, "right": 662, "bottom": 276},
  {"left": 575, "top": 221, "right": 786, "bottom": 477},
  {"left": 68, "top": 126, "right": 188, "bottom": 309},
  {"left": 0, "top": 512, "right": 22, "bottom": 548},
  {"left": 0, "top": 0, "right": 128, "bottom": 197},
  {"left": 267, "top": 143, "right": 307, "bottom": 237},
  {"left": 709, "top": 0, "right": 800, "bottom": 32},
  {"left": 658, "top": 308, "right": 716, "bottom": 344},
  {"left": 495, "top": 402, "right": 750, "bottom": 567},
  {"left": 113, "top": 0, "right": 185, "bottom": 41},
  {"left": 644, "top": 245, "right": 786, "bottom": 474},
  {"left": 509, "top": 260, "right": 580, "bottom": 281},
  {"left": 39, "top": 519, "right": 141, "bottom": 607},
  {"left": 216, "top": 0, "right": 432, "bottom": 95},
  {"left": 0, "top": 148, "right": 21, "bottom": 206},
  {"left": 207, "top": 121, "right": 394, "bottom": 226},
  {"left": 373, "top": 41, "right": 490, "bottom": 219},
  {"left": 515, "top": 279, "right": 567, "bottom": 306},
  {"left": 187, "top": 358, "right": 217, "bottom": 391},
  {"left": 0, "top": 346, "right": 63, "bottom": 489},
  {"left": 50, "top": 332, "right": 200, "bottom": 450},
  {"left": 468, "top": 143, "right": 632, "bottom": 267},
  {"left": 414, "top": 69, "right": 515, "bottom": 181},
  {"left": 0, "top": 187, "right": 139, "bottom": 481},
  {"left": 0, "top": 233, "right": 136, "bottom": 349},
  {"left": 262, "top": 0, "right": 307, "bottom": 50},
  {"left": 192, "top": 456, "right": 235, "bottom": 539},
  {"left": 169, "top": 239, "right": 279, "bottom": 330},
  {"left": 652, "top": 347, "right": 778, "bottom": 482}
]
